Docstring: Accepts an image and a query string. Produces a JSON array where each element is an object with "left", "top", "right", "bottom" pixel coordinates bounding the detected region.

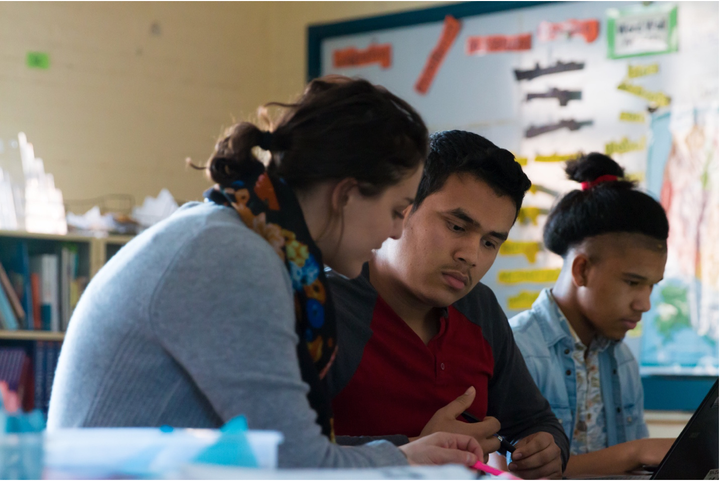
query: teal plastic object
[
  {"left": 0, "top": 408, "right": 45, "bottom": 479},
  {"left": 193, "top": 416, "right": 258, "bottom": 467},
  {"left": 0, "top": 410, "right": 45, "bottom": 434},
  {"left": 15, "top": 410, "right": 46, "bottom": 434}
]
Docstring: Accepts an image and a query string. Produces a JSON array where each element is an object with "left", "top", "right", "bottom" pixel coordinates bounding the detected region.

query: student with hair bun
[
  {"left": 48, "top": 76, "right": 486, "bottom": 469},
  {"left": 510, "top": 153, "right": 675, "bottom": 477}
]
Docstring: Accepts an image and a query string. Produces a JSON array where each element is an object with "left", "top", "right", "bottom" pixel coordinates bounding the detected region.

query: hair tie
[
  {"left": 581, "top": 174, "right": 618, "bottom": 191},
  {"left": 258, "top": 131, "right": 274, "bottom": 151}
]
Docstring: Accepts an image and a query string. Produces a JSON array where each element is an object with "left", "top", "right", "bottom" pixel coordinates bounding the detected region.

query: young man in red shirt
[{"left": 329, "top": 130, "right": 568, "bottom": 479}]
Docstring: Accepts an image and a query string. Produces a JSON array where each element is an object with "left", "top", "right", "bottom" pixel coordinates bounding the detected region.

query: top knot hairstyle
[
  {"left": 203, "top": 75, "right": 428, "bottom": 196},
  {"left": 412, "top": 130, "right": 531, "bottom": 215},
  {"left": 543, "top": 152, "right": 669, "bottom": 257}
]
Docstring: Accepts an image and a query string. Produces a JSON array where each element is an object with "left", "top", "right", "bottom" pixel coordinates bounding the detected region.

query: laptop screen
[{"left": 653, "top": 379, "right": 719, "bottom": 480}]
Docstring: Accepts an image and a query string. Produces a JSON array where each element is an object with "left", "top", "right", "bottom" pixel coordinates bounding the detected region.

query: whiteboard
[{"left": 314, "top": 1, "right": 719, "bottom": 379}]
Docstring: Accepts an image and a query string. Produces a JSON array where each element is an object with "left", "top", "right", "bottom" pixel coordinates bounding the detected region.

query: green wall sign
[{"left": 26, "top": 52, "right": 50, "bottom": 69}]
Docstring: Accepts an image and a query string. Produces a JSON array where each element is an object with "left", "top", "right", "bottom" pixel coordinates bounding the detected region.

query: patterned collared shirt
[{"left": 552, "top": 296, "right": 612, "bottom": 455}]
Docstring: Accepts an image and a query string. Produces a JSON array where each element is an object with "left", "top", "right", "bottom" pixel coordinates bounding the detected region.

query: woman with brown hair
[{"left": 48, "top": 76, "right": 485, "bottom": 468}]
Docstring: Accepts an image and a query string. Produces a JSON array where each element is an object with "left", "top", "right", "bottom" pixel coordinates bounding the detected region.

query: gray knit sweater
[{"left": 47, "top": 201, "right": 407, "bottom": 468}]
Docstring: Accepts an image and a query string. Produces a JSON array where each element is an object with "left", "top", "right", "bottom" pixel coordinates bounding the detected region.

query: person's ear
[
  {"left": 570, "top": 254, "right": 590, "bottom": 288},
  {"left": 400, "top": 204, "right": 414, "bottom": 224},
  {"left": 330, "top": 178, "right": 357, "bottom": 214}
]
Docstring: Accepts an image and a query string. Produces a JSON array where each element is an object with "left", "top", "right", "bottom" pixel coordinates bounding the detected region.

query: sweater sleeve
[
  {"left": 149, "top": 224, "right": 408, "bottom": 468},
  {"left": 485, "top": 305, "right": 570, "bottom": 470}
]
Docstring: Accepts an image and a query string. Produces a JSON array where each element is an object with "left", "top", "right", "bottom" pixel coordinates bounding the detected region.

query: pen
[{"left": 461, "top": 411, "right": 516, "bottom": 454}]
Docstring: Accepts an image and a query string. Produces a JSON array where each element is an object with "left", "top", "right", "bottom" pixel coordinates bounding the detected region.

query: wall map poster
[{"left": 321, "top": 1, "right": 718, "bottom": 375}]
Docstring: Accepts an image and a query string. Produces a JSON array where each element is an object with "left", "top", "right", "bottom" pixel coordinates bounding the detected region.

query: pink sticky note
[{"left": 471, "top": 461, "right": 521, "bottom": 479}]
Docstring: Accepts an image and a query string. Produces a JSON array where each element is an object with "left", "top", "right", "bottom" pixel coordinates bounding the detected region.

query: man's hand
[
  {"left": 417, "top": 386, "right": 501, "bottom": 460},
  {"left": 508, "top": 431, "right": 562, "bottom": 479},
  {"left": 399, "top": 432, "right": 484, "bottom": 467}
]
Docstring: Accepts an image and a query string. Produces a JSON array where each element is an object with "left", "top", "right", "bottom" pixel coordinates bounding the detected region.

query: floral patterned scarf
[{"left": 204, "top": 158, "right": 337, "bottom": 440}]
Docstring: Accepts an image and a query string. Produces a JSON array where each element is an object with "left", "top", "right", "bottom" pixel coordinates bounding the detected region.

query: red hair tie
[{"left": 581, "top": 174, "right": 618, "bottom": 191}]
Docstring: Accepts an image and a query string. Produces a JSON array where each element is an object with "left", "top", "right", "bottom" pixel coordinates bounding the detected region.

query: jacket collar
[{"left": 531, "top": 288, "right": 575, "bottom": 349}]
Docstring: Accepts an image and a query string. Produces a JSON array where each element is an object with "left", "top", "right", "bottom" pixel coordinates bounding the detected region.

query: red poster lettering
[
  {"left": 333, "top": 44, "right": 392, "bottom": 69},
  {"left": 414, "top": 15, "right": 461, "bottom": 95},
  {"left": 466, "top": 33, "right": 532, "bottom": 55}
]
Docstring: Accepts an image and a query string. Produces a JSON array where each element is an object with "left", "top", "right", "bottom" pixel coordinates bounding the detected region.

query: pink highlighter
[{"left": 471, "top": 461, "right": 521, "bottom": 479}]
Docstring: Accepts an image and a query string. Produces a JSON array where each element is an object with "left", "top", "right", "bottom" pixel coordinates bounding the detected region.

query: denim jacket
[{"left": 509, "top": 289, "right": 649, "bottom": 447}]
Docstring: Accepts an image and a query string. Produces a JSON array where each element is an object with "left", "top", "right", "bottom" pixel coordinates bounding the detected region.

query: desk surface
[{"left": 645, "top": 410, "right": 692, "bottom": 439}]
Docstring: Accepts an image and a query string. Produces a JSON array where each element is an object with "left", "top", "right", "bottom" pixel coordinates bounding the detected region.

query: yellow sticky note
[
  {"left": 498, "top": 268, "right": 561, "bottom": 284},
  {"left": 517, "top": 207, "right": 547, "bottom": 226},
  {"left": 500, "top": 241, "right": 542, "bottom": 263},
  {"left": 617, "top": 81, "right": 671, "bottom": 107},
  {"left": 605, "top": 136, "right": 646, "bottom": 156},
  {"left": 534, "top": 152, "right": 582, "bottom": 163},
  {"left": 619, "top": 111, "right": 646, "bottom": 123},
  {"left": 627, "top": 63, "right": 659, "bottom": 78},
  {"left": 507, "top": 290, "right": 542, "bottom": 310}
]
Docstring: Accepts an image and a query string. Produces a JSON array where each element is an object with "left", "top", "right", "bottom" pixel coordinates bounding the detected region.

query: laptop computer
[
  {"left": 574, "top": 378, "right": 718, "bottom": 480},
  {"left": 651, "top": 378, "right": 718, "bottom": 480}
]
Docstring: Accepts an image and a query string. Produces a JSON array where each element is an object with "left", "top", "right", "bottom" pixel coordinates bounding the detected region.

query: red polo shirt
[{"left": 332, "top": 295, "right": 495, "bottom": 438}]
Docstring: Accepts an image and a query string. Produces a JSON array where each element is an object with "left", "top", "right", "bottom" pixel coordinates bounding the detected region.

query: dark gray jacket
[{"left": 328, "top": 265, "right": 569, "bottom": 469}]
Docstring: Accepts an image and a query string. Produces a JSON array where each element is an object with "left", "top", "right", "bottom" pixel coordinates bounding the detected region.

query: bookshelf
[
  {"left": 0, "top": 330, "right": 65, "bottom": 341},
  {"left": 93, "top": 235, "right": 134, "bottom": 276},
  {"left": 0, "top": 230, "right": 132, "bottom": 414}
]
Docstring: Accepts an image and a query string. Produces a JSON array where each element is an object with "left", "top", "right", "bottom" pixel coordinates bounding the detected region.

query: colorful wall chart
[{"left": 317, "top": 1, "right": 719, "bottom": 376}]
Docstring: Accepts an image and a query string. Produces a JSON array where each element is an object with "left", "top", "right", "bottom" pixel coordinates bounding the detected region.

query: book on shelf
[
  {"left": 0, "top": 348, "right": 25, "bottom": 391},
  {"left": 44, "top": 342, "right": 59, "bottom": 413},
  {"left": 0, "top": 261, "right": 25, "bottom": 324},
  {"left": 0, "top": 242, "right": 35, "bottom": 329},
  {"left": 30, "top": 254, "right": 59, "bottom": 332},
  {"left": 34, "top": 341, "right": 45, "bottom": 412},
  {"left": 15, "top": 246, "right": 87, "bottom": 333},
  {"left": 60, "top": 244, "right": 80, "bottom": 332},
  {"left": 0, "top": 343, "right": 59, "bottom": 414},
  {"left": 30, "top": 273, "right": 41, "bottom": 330},
  {"left": 21, "top": 351, "right": 34, "bottom": 413},
  {"left": 0, "top": 274, "right": 19, "bottom": 330},
  {"left": 0, "top": 237, "right": 97, "bottom": 333},
  {"left": 0, "top": 346, "right": 34, "bottom": 412}
]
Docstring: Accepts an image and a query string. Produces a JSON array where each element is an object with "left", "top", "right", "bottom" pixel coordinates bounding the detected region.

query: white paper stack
[
  {"left": 0, "top": 168, "right": 18, "bottom": 230},
  {"left": 19, "top": 132, "right": 67, "bottom": 235},
  {"left": 132, "top": 188, "right": 179, "bottom": 229}
]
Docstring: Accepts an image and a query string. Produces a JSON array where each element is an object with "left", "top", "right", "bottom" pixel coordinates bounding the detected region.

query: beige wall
[{"left": 0, "top": 1, "right": 443, "bottom": 211}]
